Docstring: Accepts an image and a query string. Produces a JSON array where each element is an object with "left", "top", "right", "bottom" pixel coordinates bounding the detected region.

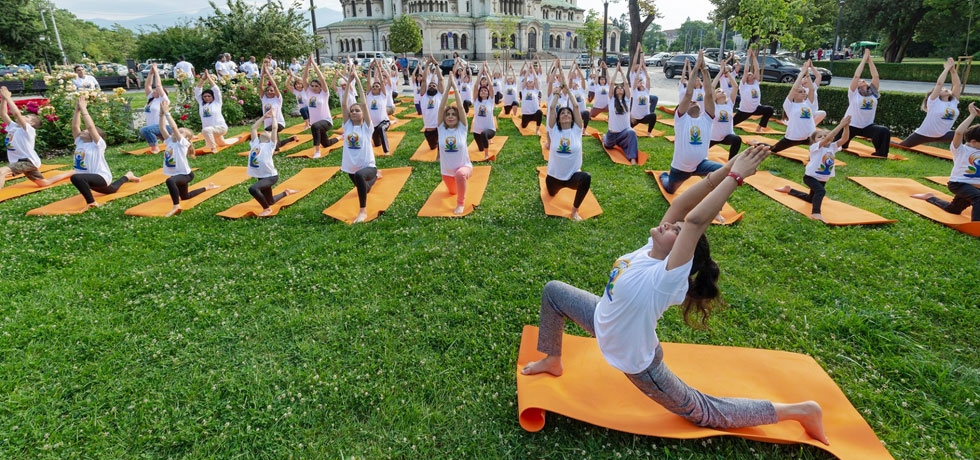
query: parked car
[
  {"left": 646, "top": 52, "right": 671, "bottom": 67},
  {"left": 747, "top": 55, "right": 832, "bottom": 85},
  {"left": 97, "top": 62, "right": 128, "bottom": 76},
  {"left": 576, "top": 53, "right": 592, "bottom": 68},
  {"left": 603, "top": 54, "right": 629, "bottom": 67},
  {"left": 439, "top": 59, "right": 479, "bottom": 75},
  {"left": 139, "top": 61, "right": 174, "bottom": 79},
  {"left": 662, "top": 54, "right": 721, "bottom": 79}
]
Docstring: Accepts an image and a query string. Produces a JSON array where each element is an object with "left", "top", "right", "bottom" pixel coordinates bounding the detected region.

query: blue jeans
[
  {"left": 659, "top": 160, "right": 723, "bottom": 194},
  {"left": 140, "top": 124, "right": 163, "bottom": 146}
]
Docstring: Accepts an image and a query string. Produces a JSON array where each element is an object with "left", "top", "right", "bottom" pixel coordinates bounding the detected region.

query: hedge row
[
  {"left": 824, "top": 61, "right": 980, "bottom": 85},
  {"left": 758, "top": 82, "right": 980, "bottom": 137}
]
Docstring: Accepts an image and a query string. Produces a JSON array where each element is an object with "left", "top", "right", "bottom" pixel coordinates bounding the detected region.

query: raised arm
[
  {"left": 568, "top": 86, "right": 583, "bottom": 128},
  {"left": 144, "top": 64, "right": 155, "bottom": 96},
  {"left": 159, "top": 99, "right": 182, "bottom": 142},
  {"left": 865, "top": 49, "right": 880, "bottom": 90},
  {"left": 725, "top": 71, "right": 738, "bottom": 103},
  {"left": 699, "top": 54, "right": 715, "bottom": 117},
  {"left": 0, "top": 87, "right": 25, "bottom": 128},
  {"left": 662, "top": 145, "right": 769, "bottom": 270},
  {"left": 849, "top": 51, "right": 868, "bottom": 91},
  {"left": 264, "top": 64, "right": 282, "bottom": 97},
  {"left": 251, "top": 109, "right": 269, "bottom": 142},
  {"left": 437, "top": 76, "right": 456, "bottom": 126},
  {"left": 353, "top": 68, "right": 373, "bottom": 128},
  {"left": 792, "top": 60, "right": 812, "bottom": 101},
  {"left": 548, "top": 92, "right": 561, "bottom": 129},
  {"left": 823, "top": 115, "right": 851, "bottom": 148},
  {"left": 931, "top": 58, "right": 953, "bottom": 100},
  {"left": 676, "top": 57, "right": 700, "bottom": 117},
  {"left": 952, "top": 102, "right": 978, "bottom": 149},
  {"left": 810, "top": 61, "right": 823, "bottom": 87},
  {"left": 77, "top": 97, "right": 101, "bottom": 144},
  {"left": 950, "top": 58, "right": 963, "bottom": 99}
]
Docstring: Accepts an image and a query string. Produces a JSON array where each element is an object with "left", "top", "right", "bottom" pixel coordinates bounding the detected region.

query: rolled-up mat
[
  {"left": 124, "top": 166, "right": 249, "bottom": 217},
  {"left": 516, "top": 325, "right": 894, "bottom": 460},
  {"left": 216, "top": 167, "right": 339, "bottom": 218},
  {"left": 657, "top": 105, "right": 676, "bottom": 115},
  {"left": 646, "top": 170, "right": 743, "bottom": 225},
  {"left": 4, "top": 163, "right": 65, "bottom": 181},
  {"left": 739, "top": 135, "right": 847, "bottom": 166},
  {"left": 26, "top": 169, "right": 169, "bottom": 216},
  {"left": 194, "top": 135, "right": 247, "bottom": 155},
  {"left": 589, "top": 132, "right": 649, "bottom": 166},
  {"left": 849, "top": 176, "right": 979, "bottom": 236},
  {"left": 889, "top": 137, "right": 952, "bottom": 160},
  {"left": 417, "top": 165, "right": 491, "bottom": 217},
  {"left": 745, "top": 171, "right": 895, "bottom": 226},
  {"left": 536, "top": 166, "right": 602, "bottom": 220},
  {"left": 841, "top": 139, "right": 906, "bottom": 160},
  {"left": 0, "top": 168, "right": 73, "bottom": 203},
  {"left": 323, "top": 167, "right": 412, "bottom": 224},
  {"left": 468, "top": 136, "right": 508, "bottom": 162}
]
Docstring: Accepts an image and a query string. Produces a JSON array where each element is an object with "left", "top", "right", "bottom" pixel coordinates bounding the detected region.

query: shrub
[{"left": 826, "top": 61, "right": 980, "bottom": 85}]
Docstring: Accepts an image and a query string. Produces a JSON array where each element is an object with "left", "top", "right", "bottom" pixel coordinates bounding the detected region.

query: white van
[{"left": 354, "top": 51, "right": 395, "bottom": 66}]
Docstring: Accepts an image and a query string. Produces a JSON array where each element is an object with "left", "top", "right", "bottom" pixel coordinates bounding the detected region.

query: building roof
[{"left": 541, "top": 0, "right": 583, "bottom": 10}]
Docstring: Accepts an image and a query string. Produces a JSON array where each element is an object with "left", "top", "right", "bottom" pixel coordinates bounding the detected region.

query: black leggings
[
  {"left": 166, "top": 172, "right": 206, "bottom": 205},
  {"left": 771, "top": 137, "right": 808, "bottom": 153},
  {"left": 249, "top": 175, "right": 286, "bottom": 209},
  {"left": 473, "top": 129, "right": 496, "bottom": 151},
  {"left": 631, "top": 113, "right": 658, "bottom": 134},
  {"left": 494, "top": 92, "right": 502, "bottom": 105},
  {"left": 349, "top": 167, "right": 379, "bottom": 208},
  {"left": 70, "top": 173, "right": 130, "bottom": 205},
  {"left": 521, "top": 110, "right": 543, "bottom": 128},
  {"left": 926, "top": 181, "right": 980, "bottom": 221},
  {"left": 504, "top": 103, "right": 518, "bottom": 115},
  {"left": 463, "top": 100, "right": 473, "bottom": 114},
  {"left": 311, "top": 120, "right": 335, "bottom": 148},
  {"left": 546, "top": 171, "right": 592, "bottom": 208},
  {"left": 786, "top": 175, "right": 827, "bottom": 214},
  {"left": 710, "top": 134, "right": 743, "bottom": 160},
  {"left": 372, "top": 121, "right": 390, "bottom": 153},
  {"left": 732, "top": 105, "right": 775, "bottom": 128},
  {"left": 580, "top": 111, "right": 592, "bottom": 130},
  {"left": 838, "top": 124, "right": 891, "bottom": 157},
  {"left": 423, "top": 129, "right": 439, "bottom": 150},
  {"left": 900, "top": 131, "right": 954, "bottom": 147}
]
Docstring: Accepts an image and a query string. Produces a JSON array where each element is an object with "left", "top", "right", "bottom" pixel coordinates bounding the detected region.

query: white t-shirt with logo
[
  {"left": 805, "top": 143, "right": 839, "bottom": 182},
  {"left": 73, "top": 137, "right": 112, "bottom": 183},
  {"left": 593, "top": 83, "right": 610, "bottom": 109},
  {"left": 521, "top": 88, "right": 541, "bottom": 115},
  {"left": 950, "top": 143, "right": 980, "bottom": 185},
  {"left": 340, "top": 121, "right": 375, "bottom": 174},
  {"left": 246, "top": 138, "right": 277, "bottom": 178},
  {"left": 782, "top": 98, "right": 816, "bottom": 141},
  {"left": 547, "top": 124, "right": 583, "bottom": 181},
  {"left": 845, "top": 88, "right": 879, "bottom": 129},
  {"left": 503, "top": 83, "right": 518, "bottom": 105},
  {"left": 594, "top": 239, "right": 694, "bottom": 374},
  {"left": 304, "top": 89, "right": 332, "bottom": 124},
  {"left": 196, "top": 85, "right": 227, "bottom": 129},
  {"left": 737, "top": 81, "right": 761, "bottom": 112},
  {"left": 607, "top": 98, "right": 630, "bottom": 132},
  {"left": 366, "top": 91, "right": 392, "bottom": 127},
  {"left": 710, "top": 102, "right": 735, "bottom": 141},
  {"left": 5, "top": 123, "right": 40, "bottom": 167},
  {"left": 630, "top": 90, "right": 653, "bottom": 119},
  {"left": 144, "top": 95, "right": 169, "bottom": 128},
  {"left": 472, "top": 99, "right": 496, "bottom": 134},
  {"left": 163, "top": 137, "right": 192, "bottom": 176},
  {"left": 914, "top": 97, "right": 959, "bottom": 138},
  {"left": 421, "top": 91, "right": 443, "bottom": 129},
  {"left": 261, "top": 95, "right": 285, "bottom": 128},
  {"left": 671, "top": 112, "right": 712, "bottom": 172},
  {"left": 438, "top": 123, "right": 471, "bottom": 176}
]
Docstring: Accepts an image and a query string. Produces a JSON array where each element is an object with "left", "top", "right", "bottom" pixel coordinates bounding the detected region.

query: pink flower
[
  {"left": 44, "top": 114, "right": 59, "bottom": 122},
  {"left": 238, "top": 100, "right": 244, "bottom": 105},
  {"left": 179, "top": 114, "right": 188, "bottom": 121}
]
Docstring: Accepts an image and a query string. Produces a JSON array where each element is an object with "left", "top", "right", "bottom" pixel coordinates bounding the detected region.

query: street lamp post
[
  {"left": 310, "top": 0, "right": 320, "bottom": 64},
  {"left": 602, "top": 0, "right": 609, "bottom": 62},
  {"left": 831, "top": 0, "right": 844, "bottom": 72}
]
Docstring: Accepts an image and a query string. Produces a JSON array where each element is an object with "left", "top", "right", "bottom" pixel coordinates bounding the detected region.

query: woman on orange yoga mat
[
  {"left": 0, "top": 87, "right": 74, "bottom": 190},
  {"left": 246, "top": 108, "right": 296, "bottom": 217},
  {"left": 69, "top": 97, "right": 141, "bottom": 209},
  {"left": 775, "top": 115, "right": 851, "bottom": 223},
  {"left": 194, "top": 70, "right": 238, "bottom": 155},
  {"left": 912, "top": 102, "right": 980, "bottom": 221},
  {"left": 472, "top": 64, "right": 498, "bottom": 161},
  {"left": 420, "top": 56, "right": 445, "bottom": 151},
  {"left": 603, "top": 63, "right": 640, "bottom": 165},
  {"left": 899, "top": 58, "right": 962, "bottom": 148},
  {"left": 522, "top": 144, "right": 830, "bottom": 446},
  {"left": 341, "top": 66, "right": 380, "bottom": 224},
  {"left": 660, "top": 52, "right": 721, "bottom": 193},
  {"left": 158, "top": 99, "right": 220, "bottom": 217},
  {"left": 437, "top": 77, "right": 473, "bottom": 215},
  {"left": 545, "top": 83, "right": 589, "bottom": 221}
]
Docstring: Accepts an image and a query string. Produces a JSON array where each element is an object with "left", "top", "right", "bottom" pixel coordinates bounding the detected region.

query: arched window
[
  {"left": 452, "top": 33, "right": 459, "bottom": 49},
  {"left": 441, "top": 33, "right": 449, "bottom": 50},
  {"left": 573, "top": 36, "right": 578, "bottom": 49},
  {"left": 555, "top": 35, "right": 561, "bottom": 49},
  {"left": 461, "top": 34, "right": 468, "bottom": 51},
  {"left": 609, "top": 33, "right": 616, "bottom": 52},
  {"left": 366, "top": 0, "right": 372, "bottom": 16},
  {"left": 358, "top": 38, "right": 363, "bottom": 52},
  {"left": 549, "top": 35, "right": 554, "bottom": 49}
]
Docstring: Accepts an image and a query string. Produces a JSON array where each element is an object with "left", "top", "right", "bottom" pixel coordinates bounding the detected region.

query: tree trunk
[
  {"left": 628, "top": 3, "right": 654, "bottom": 60},
  {"left": 883, "top": 7, "right": 926, "bottom": 63}
]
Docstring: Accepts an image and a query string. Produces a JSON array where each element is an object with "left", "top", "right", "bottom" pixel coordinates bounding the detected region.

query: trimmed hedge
[
  {"left": 758, "top": 82, "right": 980, "bottom": 137},
  {"left": 826, "top": 61, "right": 980, "bottom": 85}
]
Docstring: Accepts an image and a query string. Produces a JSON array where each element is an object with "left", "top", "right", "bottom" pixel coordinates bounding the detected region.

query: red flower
[
  {"left": 239, "top": 86, "right": 245, "bottom": 90},
  {"left": 44, "top": 114, "right": 59, "bottom": 122},
  {"left": 183, "top": 104, "right": 191, "bottom": 109},
  {"left": 179, "top": 114, "right": 188, "bottom": 121}
]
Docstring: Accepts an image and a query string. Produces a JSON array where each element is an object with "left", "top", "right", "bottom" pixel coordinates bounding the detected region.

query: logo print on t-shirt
[
  {"left": 264, "top": 103, "right": 272, "bottom": 113},
  {"left": 248, "top": 149, "right": 260, "bottom": 168},
  {"left": 309, "top": 97, "right": 317, "bottom": 108},
  {"left": 942, "top": 108, "right": 956, "bottom": 120},
  {"left": 444, "top": 136, "right": 459, "bottom": 153},
  {"left": 604, "top": 259, "right": 630, "bottom": 301},
  {"left": 74, "top": 151, "right": 86, "bottom": 170},
  {"left": 3, "top": 134, "right": 11, "bottom": 150},
  {"left": 346, "top": 132, "right": 361, "bottom": 149},
  {"left": 427, "top": 98, "right": 435, "bottom": 109},
  {"left": 478, "top": 105, "right": 487, "bottom": 117},
  {"left": 816, "top": 153, "right": 835, "bottom": 175},
  {"left": 689, "top": 126, "right": 703, "bottom": 145},
  {"left": 639, "top": 96, "right": 647, "bottom": 106},
  {"left": 860, "top": 98, "right": 874, "bottom": 110},
  {"left": 718, "top": 110, "right": 729, "bottom": 123},
  {"left": 600, "top": 88, "right": 607, "bottom": 95},
  {"left": 696, "top": 92, "right": 704, "bottom": 102},
  {"left": 370, "top": 99, "right": 378, "bottom": 110},
  {"left": 525, "top": 93, "right": 533, "bottom": 101},
  {"left": 164, "top": 149, "right": 176, "bottom": 168},
  {"left": 751, "top": 89, "right": 759, "bottom": 99},
  {"left": 967, "top": 152, "right": 980, "bottom": 177},
  {"left": 556, "top": 137, "right": 572, "bottom": 154},
  {"left": 506, "top": 89, "right": 513, "bottom": 95},
  {"left": 203, "top": 106, "right": 212, "bottom": 118},
  {"left": 800, "top": 107, "right": 812, "bottom": 119}
]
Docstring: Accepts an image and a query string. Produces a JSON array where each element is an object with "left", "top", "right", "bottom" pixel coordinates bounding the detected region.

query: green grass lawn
[{"left": 0, "top": 103, "right": 978, "bottom": 459}]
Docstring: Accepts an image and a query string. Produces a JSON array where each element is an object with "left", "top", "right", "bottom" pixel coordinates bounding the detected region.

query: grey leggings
[{"left": 535, "top": 280, "right": 778, "bottom": 429}]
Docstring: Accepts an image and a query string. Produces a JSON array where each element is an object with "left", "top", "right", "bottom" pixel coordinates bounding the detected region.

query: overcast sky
[{"left": 58, "top": 0, "right": 713, "bottom": 30}]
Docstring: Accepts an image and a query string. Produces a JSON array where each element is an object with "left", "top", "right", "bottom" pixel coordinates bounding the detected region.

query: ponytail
[{"left": 681, "top": 234, "right": 724, "bottom": 329}]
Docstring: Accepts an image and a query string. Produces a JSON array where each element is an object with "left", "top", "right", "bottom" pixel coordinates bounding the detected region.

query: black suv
[
  {"left": 663, "top": 54, "right": 721, "bottom": 79},
  {"left": 440, "top": 59, "right": 479, "bottom": 75},
  {"left": 750, "top": 55, "right": 832, "bottom": 85}
]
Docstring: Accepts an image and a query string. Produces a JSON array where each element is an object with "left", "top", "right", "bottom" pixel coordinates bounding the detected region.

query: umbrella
[{"left": 849, "top": 41, "right": 880, "bottom": 48}]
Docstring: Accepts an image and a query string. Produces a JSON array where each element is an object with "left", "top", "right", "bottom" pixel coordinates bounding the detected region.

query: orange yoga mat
[
  {"left": 216, "top": 167, "right": 340, "bottom": 218},
  {"left": 746, "top": 171, "right": 895, "bottom": 226},
  {"left": 417, "top": 165, "right": 491, "bottom": 217},
  {"left": 410, "top": 139, "right": 439, "bottom": 162},
  {"left": 194, "top": 135, "right": 247, "bottom": 155},
  {"left": 925, "top": 176, "right": 949, "bottom": 186},
  {"left": 735, "top": 121, "right": 783, "bottom": 135},
  {"left": 280, "top": 123, "right": 309, "bottom": 135},
  {"left": 739, "top": 135, "right": 847, "bottom": 166},
  {"left": 236, "top": 135, "right": 313, "bottom": 156},
  {"left": 512, "top": 116, "right": 543, "bottom": 136},
  {"left": 468, "top": 136, "right": 508, "bottom": 162},
  {"left": 287, "top": 135, "right": 345, "bottom": 158},
  {"left": 536, "top": 166, "right": 602, "bottom": 220},
  {"left": 646, "top": 170, "right": 742, "bottom": 225},
  {"left": 657, "top": 105, "right": 676, "bottom": 115},
  {"left": 0, "top": 169, "right": 73, "bottom": 203},
  {"left": 124, "top": 166, "right": 249, "bottom": 217},
  {"left": 889, "top": 137, "right": 953, "bottom": 160},
  {"left": 590, "top": 132, "right": 649, "bottom": 166},
  {"left": 591, "top": 112, "right": 609, "bottom": 122},
  {"left": 841, "top": 139, "right": 906, "bottom": 160},
  {"left": 4, "top": 163, "right": 65, "bottom": 181},
  {"left": 323, "top": 166, "right": 412, "bottom": 224},
  {"left": 126, "top": 134, "right": 204, "bottom": 155},
  {"left": 299, "top": 131, "right": 406, "bottom": 158},
  {"left": 516, "top": 325, "right": 895, "bottom": 460},
  {"left": 26, "top": 169, "right": 170, "bottom": 216},
  {"left": 399, "top": 111, "right": 422, "bottom": 119},
  {"left": 849, "top": 176, "right": 979, "bottom": 236},
  {"left": 657, "top": 117, "right": 676, "bottom": 127}
]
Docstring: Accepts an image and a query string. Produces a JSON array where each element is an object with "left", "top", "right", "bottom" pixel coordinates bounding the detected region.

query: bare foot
[
  {"left": 353, "top": 210, "right": 368, "bottom": 223},
  {"left": 571, "top": 210, "right": 583, "bottom": 221},
  {"left": 376, "top": 171, "right": 383, "bottom": 180},
  {"left": 910, "top": 192, "right": 934, "bottom": 200},
  {"left": 714, "top": 213, "right": 726, "bottom": 224},
  {"left": 756, "top": 126, "right": 764, "bottom": 133},
  {"left": 86, "top": 201, "right": 101, "bottom": 209},
  {"left": 284, "top": 189, "right": 298, "bottom": 196},
  {"left": 775, "top": 185, "right": 792, "bottom": 193},
  {"left": 205, "top": 183, "right": 220, "bottom": 191},
  {"left": 521, "top": 355, "right": 563, "bottom": 376},
  {"left": 648, "top": 131, "right": 656, "bottom": 138},
  {"left": 125, "top": 171, "right": 141, "bottom": 183},
  {"left": 630, "top": 158, "right": 638, "bottom": 165},
  {"left": 258, "top": 208, "right": 273, "bottom": 217},
  {"left": 149, "top": 147, "right": 160, "bottom": 154},
  {"left": 454, "top": 204, "right": 465, "bottom": 215},
  {"left": 165, "top": 206, "right": 182, "bottom": 217},
  {"left": 775, "top": 401, "right": 829, "bottom": 445},
  {"left": 189, "top": 152, "right": 198, "bottom": 159},
  {"left": 810, "top": 213, "right": 826, "bottom": 223}
]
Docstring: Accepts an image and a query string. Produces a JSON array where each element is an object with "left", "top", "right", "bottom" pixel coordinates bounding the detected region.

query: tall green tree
[
  {"left": 488, "top": 18, "right": 518, "bottom": 62},
  {"left": 578, "top": 10, "right": 604, "bottom": 60},
  {"left": 136, "top": 22, "right": 212, "bottom": 70},
  {"left": 202, "top": 0, "right": 319, "bottom": 62},
  {"left": 389, "top": 15, "right": 422, "bottom": 56},
  {"left": 839, "top": 0, "right": 928, "bottom": 62},
  {"left": 0, "top": 0, "right": 51, "bottom": 65},
  {"left": 627, "top": 0, "right": 661, "bottom": 59}
]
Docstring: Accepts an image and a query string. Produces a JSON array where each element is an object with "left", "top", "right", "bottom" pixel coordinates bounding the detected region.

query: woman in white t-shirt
[
  {"left": 912, "top": 102, "right": 980, "bottom": 222},
  {"left": 545, "top": 85, "right": 589, "bottom": 221},
  {"left": 840, "top": 49, "right": 891, "bottom": 157},
  {"left": 629, "top": 73, "right": 658, "bottom": 137},
  {"left": 590, "top": 65, "right": 610, "bottom": 118},
  {"left": 194, "top": 70, "right": 237, "bottom": 155},
  {"left": 502, "top": 67, "right": 520, "bottom": 116},
  {"left": 603, "top": 64, "right": 640, "bottom": 165},
  {"left": 770, "top": 61, "right": 818, "bottom": 153},
  {"left": 900, "top": 57, "right": 963, "bottom": 147},
  {"left": 139, "top": 64, "right": 170, "bottom": 153},
  {"left": 246, "top": 108, "right": 296, "bottom": 217},
  {"left": 301, "top": 57, "right": 339, "bottom": 157},
  {"left": 519, "top": 73, "right": 543, "bottom": 130},
  {"left": 158, "top": 99, "right": 220, "bottom": 216},
  {"left": 522, "top": 144, "right": 830, "bottom": 447},
  {"left": 472, "top": 82, "right": 498, "bottom": 161},
  {"left": 660, "top": 53, "right": 722, "bottom": 194},
  {"left": 0, "top": 87, "right": 75, "bottom": 189},
  {"left": 438, "top": 77, "right": 473, "bottom": 215},
  {"left": 69, "top": 97, "right": 141, "bottom": 209},
  {"left": 731, "top": 49, "right": 776, "bottom": 133},
  {"left": 286, "top": 69, "right": 310, "bottom": 126},
  {"left": 776, "top": 115, "right": 851, "bottom": 223},
  {"left": 366, "top": 60, "right": 395, "bottom": 155},
  {"left": 708, "top": 69, "right": 742, "bottom": 160},
  {"left": 341, "top": 68, "right": 380, "bottom": 224},
  {"left": 259, "top": 63, "right": 296, "bottom": 152}
]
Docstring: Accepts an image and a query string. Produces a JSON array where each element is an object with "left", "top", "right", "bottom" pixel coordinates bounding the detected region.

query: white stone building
[{"left": 317, "top": 0, "right": 621, "bottom": 61}]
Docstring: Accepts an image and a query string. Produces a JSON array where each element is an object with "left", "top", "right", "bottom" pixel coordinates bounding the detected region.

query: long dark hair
[
  {"left": 612, "top": 85, "right": 628, "bottom": 115},
  {"left": 681, "top": 234, "right": 723, "bottom": 329}
]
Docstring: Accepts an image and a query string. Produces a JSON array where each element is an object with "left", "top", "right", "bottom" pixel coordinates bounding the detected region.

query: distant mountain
[{"left": 87, "top": 6, "right": 343, "bottom": 32}]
